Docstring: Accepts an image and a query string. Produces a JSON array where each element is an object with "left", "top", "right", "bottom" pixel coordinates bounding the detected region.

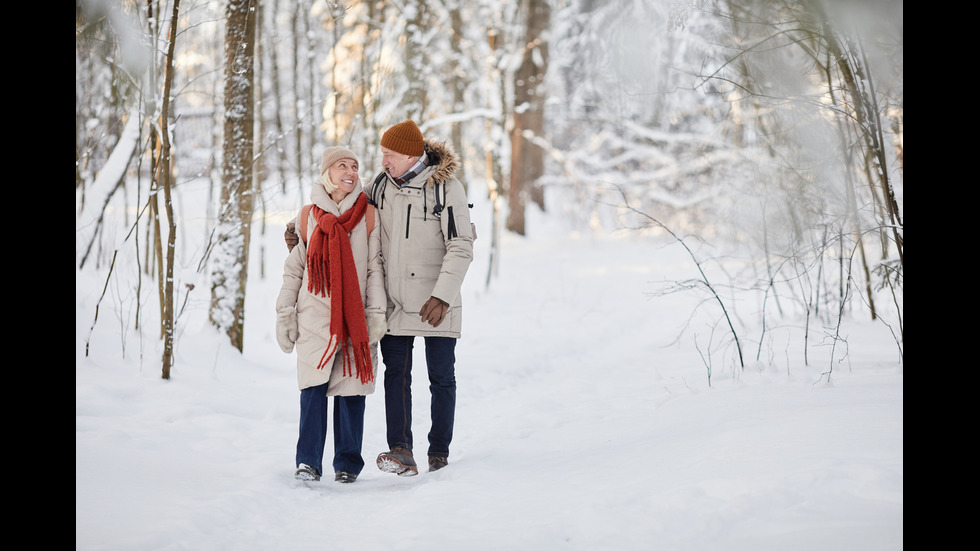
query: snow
[{"left": 76, "top": 180, "right": 902, "bottom": 550}]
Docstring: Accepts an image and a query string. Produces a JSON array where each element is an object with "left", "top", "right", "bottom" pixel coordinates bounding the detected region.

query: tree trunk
[
  {"left": 507, "top": 0, "right": 550, "bottom": 235},
  {"left": 403, "top": 0, "right": 430, "bottom": 119},
  {"left": 303, "top": 0, "right": 317, "bottom": 172},
  {"left": 145, "top": 0, "right": 163, "bottom": 338},
  {"left": 160, "top": 0, "right": 181, "bottom": 379},
  {"left": 210, "top": 0, "right": 258, "bottom": 352},
  {"left": 290, "top": 1, "right": 304, "bottom": 197},
  {"left": 266, "top": 0, "right": 288, "bottom": 192},
  {"left": 485, "top": 27, "right": 505, "bottom": 286},
  {"left": 449, "top": 5, "right": 467, "bottom": 189}
]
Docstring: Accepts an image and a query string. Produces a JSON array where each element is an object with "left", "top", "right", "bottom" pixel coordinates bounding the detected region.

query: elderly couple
[{"left": 274, "top": 120, "right": 474, "bottom": 484}]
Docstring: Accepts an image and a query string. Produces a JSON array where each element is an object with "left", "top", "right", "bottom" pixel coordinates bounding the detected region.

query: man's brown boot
[
  {"left": 377, "top": 447, "right": 418, "bottom": 476},
  {"left": 428, "top": 456, "right": 448, "bottom": 472}
]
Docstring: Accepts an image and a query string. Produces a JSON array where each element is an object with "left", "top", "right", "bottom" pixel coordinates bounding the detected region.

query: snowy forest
[{"left": 75, "top": 0, "right": 904, "bottom": 378}]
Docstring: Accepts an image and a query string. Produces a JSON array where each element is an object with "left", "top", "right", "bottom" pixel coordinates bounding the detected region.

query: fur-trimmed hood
[{"left": 420, "top": 139, "right": 459, "bottom": 185}]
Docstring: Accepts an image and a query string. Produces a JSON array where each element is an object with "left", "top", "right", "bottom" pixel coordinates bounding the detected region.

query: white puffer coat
[
  {"left": 276, "top": 181, "right": 385, "bottom": 393},
  {"left": 366, "top": 139, "right": 474, "bottom": 338}
]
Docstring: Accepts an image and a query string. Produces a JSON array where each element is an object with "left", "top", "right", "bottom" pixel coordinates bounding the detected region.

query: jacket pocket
[{"left": 404, "top": 263, "right": 440, "bottom": 313}]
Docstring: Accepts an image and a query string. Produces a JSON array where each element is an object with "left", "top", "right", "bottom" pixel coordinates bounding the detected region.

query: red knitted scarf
[{"left": 306, "top": 193, "right": 373, "bottom": 384}]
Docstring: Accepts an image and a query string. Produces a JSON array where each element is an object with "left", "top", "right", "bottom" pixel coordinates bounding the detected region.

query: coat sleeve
[
  {"left": 276, "top": 235, "right": 307, "bottom": 313},
  {"left": 431, "top": 177, "right": 474, "bottom": 305},
  {"left": 365, "top": 208, "right": 386, "bottom": 314}
]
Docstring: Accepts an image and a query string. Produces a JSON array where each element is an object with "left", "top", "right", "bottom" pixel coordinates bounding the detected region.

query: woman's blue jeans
[
  {"left": 296, "top": 384, "right": 366, "bottom": 476},
  {"left": 380, "top": 335, "right": 457, "bottom": 460}
]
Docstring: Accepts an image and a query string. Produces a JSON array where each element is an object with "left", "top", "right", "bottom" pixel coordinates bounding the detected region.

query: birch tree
[{"left": 158, "top": 0, "right": 181, "bottom": 378}]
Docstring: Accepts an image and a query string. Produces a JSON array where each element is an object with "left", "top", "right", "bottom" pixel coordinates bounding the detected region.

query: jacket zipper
[
  {"left": 405, "top": 204, "right": 411, "bottom": 238},
  {"left": 447, "top": 206, "right": 457, "bottom": 239}
]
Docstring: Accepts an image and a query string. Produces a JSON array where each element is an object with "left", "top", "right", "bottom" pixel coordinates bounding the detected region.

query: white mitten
[
  {"left": 317, "top": 171, "right": 338, "bottom": 194},
  {"left": 276, "top": 307, "right": 298, "bottom": 353},
  {"left": 366, "top": 310, "right": 387, "bottom": 345}
]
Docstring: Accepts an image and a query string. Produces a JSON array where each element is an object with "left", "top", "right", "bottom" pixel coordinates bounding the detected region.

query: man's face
[{"left": 381, "top": 146, "right": 418, "bottom": 178}]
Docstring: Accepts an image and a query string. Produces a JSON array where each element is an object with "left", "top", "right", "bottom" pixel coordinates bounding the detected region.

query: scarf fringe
[
  {"left": 316, "top": 336, "right": 338, "bottom": 371},
  {"left": 346, "top": 341, "right": 374, "bottom": 384},
  {"left": 321, "top": 338, "right": 374, "bottom": 384}
]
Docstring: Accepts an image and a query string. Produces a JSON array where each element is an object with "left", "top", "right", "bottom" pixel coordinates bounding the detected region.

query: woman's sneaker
[
  {"left": 334, "top": 471, "right": 357, "bottom": 483},
  {"left": 295, "top": 463, "right": 320, "bottom": 481},
  {"left": 377, "top": 447, "right": 418, "bottom": 476}
]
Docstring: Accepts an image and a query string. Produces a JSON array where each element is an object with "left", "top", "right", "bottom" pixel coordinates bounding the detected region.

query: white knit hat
[
  {"left": 317, "top": 146, "right": 359, "bottom": 192},
  {"left": 320, "top": 146, "right": 359, "bottom": 175}
]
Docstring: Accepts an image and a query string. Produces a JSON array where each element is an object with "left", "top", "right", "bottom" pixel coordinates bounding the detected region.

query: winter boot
[
  {"left": 428, "top": 456, "right": 449, "bottom": 472},
  {"left": 295, "top": 463, "right": 320, "bottom": 481},
  {"left": 377, "top": 447, "right": 419, "bottom": 476},
  {"left": 334, "top": 471, "right": 357, "bottom": 483}
]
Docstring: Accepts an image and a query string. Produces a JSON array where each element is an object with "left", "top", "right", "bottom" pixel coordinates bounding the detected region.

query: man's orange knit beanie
[{"left": 381, "top": 120, "right": 425, "bottom": 157}]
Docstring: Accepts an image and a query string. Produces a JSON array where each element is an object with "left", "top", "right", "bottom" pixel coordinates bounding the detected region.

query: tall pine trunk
[
  {"left": 507, "top": 0, "right": 550, "bottom": 235},
  {"left": 210, "top": 0, "right": 258, "bottom": 352},
  {"left": 403, "top": 0, "right": 430, "bottom": 120}
]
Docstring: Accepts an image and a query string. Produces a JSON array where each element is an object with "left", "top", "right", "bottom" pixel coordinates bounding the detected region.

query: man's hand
[
  {"left": 285, "top": 222, "right": 299, "bottom": 252},
  {"left": 420, "top": 297, "right": 449, "bottom": 327}
]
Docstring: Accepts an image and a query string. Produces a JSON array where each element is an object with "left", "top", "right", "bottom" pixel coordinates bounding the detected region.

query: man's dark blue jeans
[
  {"left": 380, "top": 334, "right": 457, "bottom": 460},
  {"left": 296, "top": 384, "right": 366, "bottom": 476}
]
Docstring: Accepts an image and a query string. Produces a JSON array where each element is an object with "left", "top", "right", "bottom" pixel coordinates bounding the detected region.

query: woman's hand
[
  {"left": 366, "top": 310, "right": 387, "bottom": 344},
  {"left": 276, "top": 307, "right": 298, "bottom": 353}
]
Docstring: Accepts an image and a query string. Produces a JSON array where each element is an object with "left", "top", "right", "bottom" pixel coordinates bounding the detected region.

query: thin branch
[{"left": 610, "top": 185, "right": 744, "bottom": 371}]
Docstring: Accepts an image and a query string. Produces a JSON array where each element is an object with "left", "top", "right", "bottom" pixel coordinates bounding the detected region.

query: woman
[{"left": 275, "top": 146, "right": 387, "bottom": 483}]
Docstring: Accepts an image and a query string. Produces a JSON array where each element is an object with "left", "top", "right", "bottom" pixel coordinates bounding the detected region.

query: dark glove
[
  {"left": 285, "top": 222, "right": 299, "bottom": 252},
  {"left": 420, "top": 297, "right": 450, "bottom": 327}
]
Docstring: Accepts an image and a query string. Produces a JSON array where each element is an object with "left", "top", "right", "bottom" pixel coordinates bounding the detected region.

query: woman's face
[{"left": 328, "top": 158, "right": 359, "bottom": 199}]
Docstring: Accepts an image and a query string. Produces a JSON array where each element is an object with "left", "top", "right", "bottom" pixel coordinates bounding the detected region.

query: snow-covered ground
[{"left": 76, "top": 178, "right": 903, "bottom": 550}]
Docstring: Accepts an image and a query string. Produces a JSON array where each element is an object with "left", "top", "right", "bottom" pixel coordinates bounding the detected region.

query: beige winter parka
[
  {"left": 276, "top": 180, "right": 385, "bottom": 392},
  {"left": 366, "top": 139, "right": 474, "bottom": 338}
]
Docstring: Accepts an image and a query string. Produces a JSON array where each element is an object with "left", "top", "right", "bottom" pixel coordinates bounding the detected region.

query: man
[
  {"left": 368, "top": 120, "right": 474, "bottom": 476},
  {"left": 286, "top": 120, "right": 474, "bottom": 475}
]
